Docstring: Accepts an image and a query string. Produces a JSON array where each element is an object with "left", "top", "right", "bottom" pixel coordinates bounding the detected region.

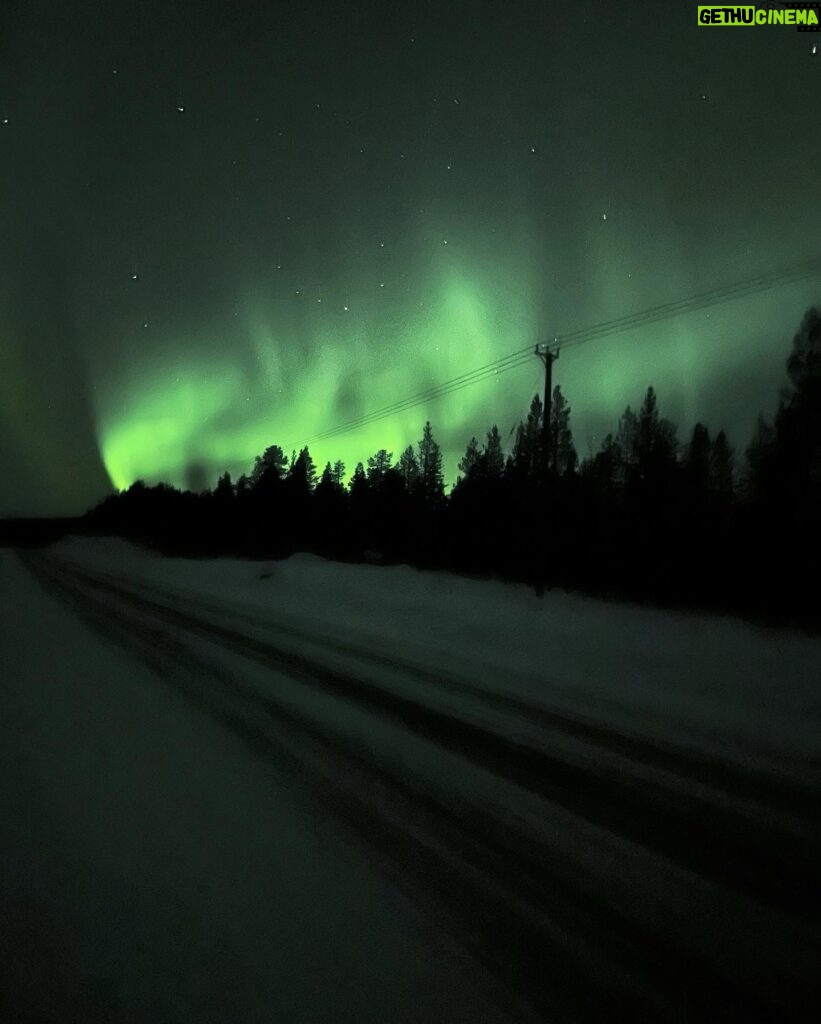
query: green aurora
[
  {"left": 2, "top": 0, "right": 820, "bottom": 513},
  {"left": 93, "top": 252, "right": 819, "bottom": 493}
]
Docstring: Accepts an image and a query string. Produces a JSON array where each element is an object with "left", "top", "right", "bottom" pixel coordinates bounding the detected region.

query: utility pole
[{"left": 534, "top": 342, "right": 559, "bottom": 474}]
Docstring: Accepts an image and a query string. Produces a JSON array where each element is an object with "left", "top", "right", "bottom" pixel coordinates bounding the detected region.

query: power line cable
[{"left": 290, "top": 253, "right": 821, "bottom": 449}]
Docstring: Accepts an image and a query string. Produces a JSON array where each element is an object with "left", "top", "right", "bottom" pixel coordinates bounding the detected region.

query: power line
[
  {"left": 290, "top": 253, "right": 821, "bottom": 449},
  {"left": 557, "top": 255, "right": 821, "bottom": 353},
  {"left": 305, "top": 351, "right": 533, "bottom": 444}
]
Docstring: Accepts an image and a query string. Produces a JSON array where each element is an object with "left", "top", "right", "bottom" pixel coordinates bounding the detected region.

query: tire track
[
  {"left": 23, "top": 551, "right": 821, "bottom": 1022},
  {"left": 32, "top": 552, "right": 821, "bottom": 921}
]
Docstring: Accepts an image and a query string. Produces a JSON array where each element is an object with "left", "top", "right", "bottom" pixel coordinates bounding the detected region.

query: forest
[{"left": 84, "top": 307, "right": 821, "bottom": 625}]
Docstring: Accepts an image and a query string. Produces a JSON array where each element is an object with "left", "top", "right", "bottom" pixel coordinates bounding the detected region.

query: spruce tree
[{"left": 417, "top": 421, "right": 444, "bottom": 501}]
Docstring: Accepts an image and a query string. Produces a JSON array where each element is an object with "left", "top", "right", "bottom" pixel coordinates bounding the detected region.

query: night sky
[{"left": 2, "top": 0, "right": 819, "bottom": 516}]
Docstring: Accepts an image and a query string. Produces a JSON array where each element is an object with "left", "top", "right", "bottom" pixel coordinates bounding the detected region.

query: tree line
[{"left": 86, "top": 307, "right": 821, "bottom": 625}]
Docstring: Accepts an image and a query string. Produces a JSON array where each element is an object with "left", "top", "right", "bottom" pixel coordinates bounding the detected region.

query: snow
[
  {"left": 0, "top": 549, "right": 516, "bottom": 1024},
  {"left": 3, "top": 538, "right": 821, "bottom": 1020},
  {"left": 52, "top": 536, "right": 821, "bottom": 767}
]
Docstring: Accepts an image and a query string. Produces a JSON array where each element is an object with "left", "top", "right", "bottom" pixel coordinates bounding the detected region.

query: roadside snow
[
  {"left": 53, "top": 537, "right": 821, "bottom": 767},
  {"left": 0, "top": 549, "right": 515, "bottom": 1024}
]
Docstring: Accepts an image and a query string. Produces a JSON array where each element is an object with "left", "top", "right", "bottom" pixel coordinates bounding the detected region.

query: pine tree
[
  {"left": 289, "top": 446, "right": 317, "bottom": 492},
  {"left": 458, "top": 437, "right": 480, "bottom": 479},
  {"left": 549, "top": 386, "right": 577, "bottom": 476},
  {"left": 250, "top": 445, "right": 288, "bottom": 487},
  {"left": 512, "top": 394, "right": 543, "bottom": 479},
  {"left": 748, "top": 307, "right": 821, "bottom": 514},
  {"left": 637, "top": 387, "right": 677, "bottom": 466},
  {"left": 398, "top": 445, "right": 420, "bottom": 491},
  {"left": 615, "top": 406, "right": 638, "bottom": 487},
  {"left": 367, "top": 449, "right": 393, "bottom": 483},
  {"left": 483, "top": 425, "right": 505, "bottom": 479},
  {"left": 630, "top": 387, "right": 678, "bottom": 492},
  {"left": 214, "top": 471, "right": 234, "bottom": 502},
  {"left": 786, "top": 306, "right": 821, "bottom": 396},
  {"left": 745, "top": 414, "right": 776, "bottom": 497},
  {"left": 583, "top": 433, "right": 621, "bottom": 493},
  {"left": 316, "top": 461, "right": 346, "bottom": 500},
  {"left": 780, "top": 306, "right": 821, "bottom": 497},
  {"left": 684, "top": 423, "right": 711, "bottom": 492},
  {"left": 617, "top": 406, "right": 638, "bottom": 464},
  {"left": 417, "top": 420, "right": 444, "bottom": 501},
  {"left": 709, "top": 430, "right": 734, "bottom": 497},
  {"left": 349, "top": 461, "right": 368, "bottom": 497}
]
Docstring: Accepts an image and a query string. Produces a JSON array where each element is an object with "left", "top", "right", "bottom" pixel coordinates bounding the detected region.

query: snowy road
[{"left": 3, "top": 543, "right": 821, "bottom": 1022}]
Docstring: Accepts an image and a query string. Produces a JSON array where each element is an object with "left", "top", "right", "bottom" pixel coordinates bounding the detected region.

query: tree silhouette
[
  {"left": 417, "top": 421, "right": 444, "bottom": 502},
  {"left": 748, "top": 306, "right": 821, "bottom": 526},
  {"left": 214, "top": 471, "right": 234, "bottom": 503},
  {"left": 81, "top": 307, "right": 821, "bottom": 625},
  {"left": 510, "top": 394, "right": 543, "bottom": 481},
  {"left": 458, "top": 437, "right": 481, "bottom": 480},
  {"left": 349, "top": 461, "right": 368, "bottom": 500},
  {"left": 250, "top": 445, "right": 288, "bottom": 488},
  {"left": 683, "top": 423, "right": 711, "bottom": 493},
  {"left": 398, "top": 445, "right": 420, "bottom": 491},
  {"left": 367, "top": 448, "right": 393, "bottom": 483},
  {"left": 289, "top": 447, "right": 317, "bottom": 491},
  {"left": 483, "top": 425, "right": 505, "bottom": 479},
  {"left": 709, "top": 430, "right": 734, "bottom": 498},
  {"left": 636, "top": 386, "right": 678, "bottom": 476},
  {"left": 549, "top": 385, "right": 577, "bottom": 476}
]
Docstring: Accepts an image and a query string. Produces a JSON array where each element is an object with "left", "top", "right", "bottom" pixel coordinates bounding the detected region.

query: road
[{"left": 2, "top": 545, "right": 821, "bottom": 1022}]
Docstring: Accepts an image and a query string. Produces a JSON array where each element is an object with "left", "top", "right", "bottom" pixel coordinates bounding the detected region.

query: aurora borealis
[{"left": 2, "top": 0, "right": 820, "bottom": 515}]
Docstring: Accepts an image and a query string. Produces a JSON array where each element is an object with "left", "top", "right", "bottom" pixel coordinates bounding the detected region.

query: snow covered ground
[{"left": 2, "top": 538, "right": 821, "bottom": 1021}]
